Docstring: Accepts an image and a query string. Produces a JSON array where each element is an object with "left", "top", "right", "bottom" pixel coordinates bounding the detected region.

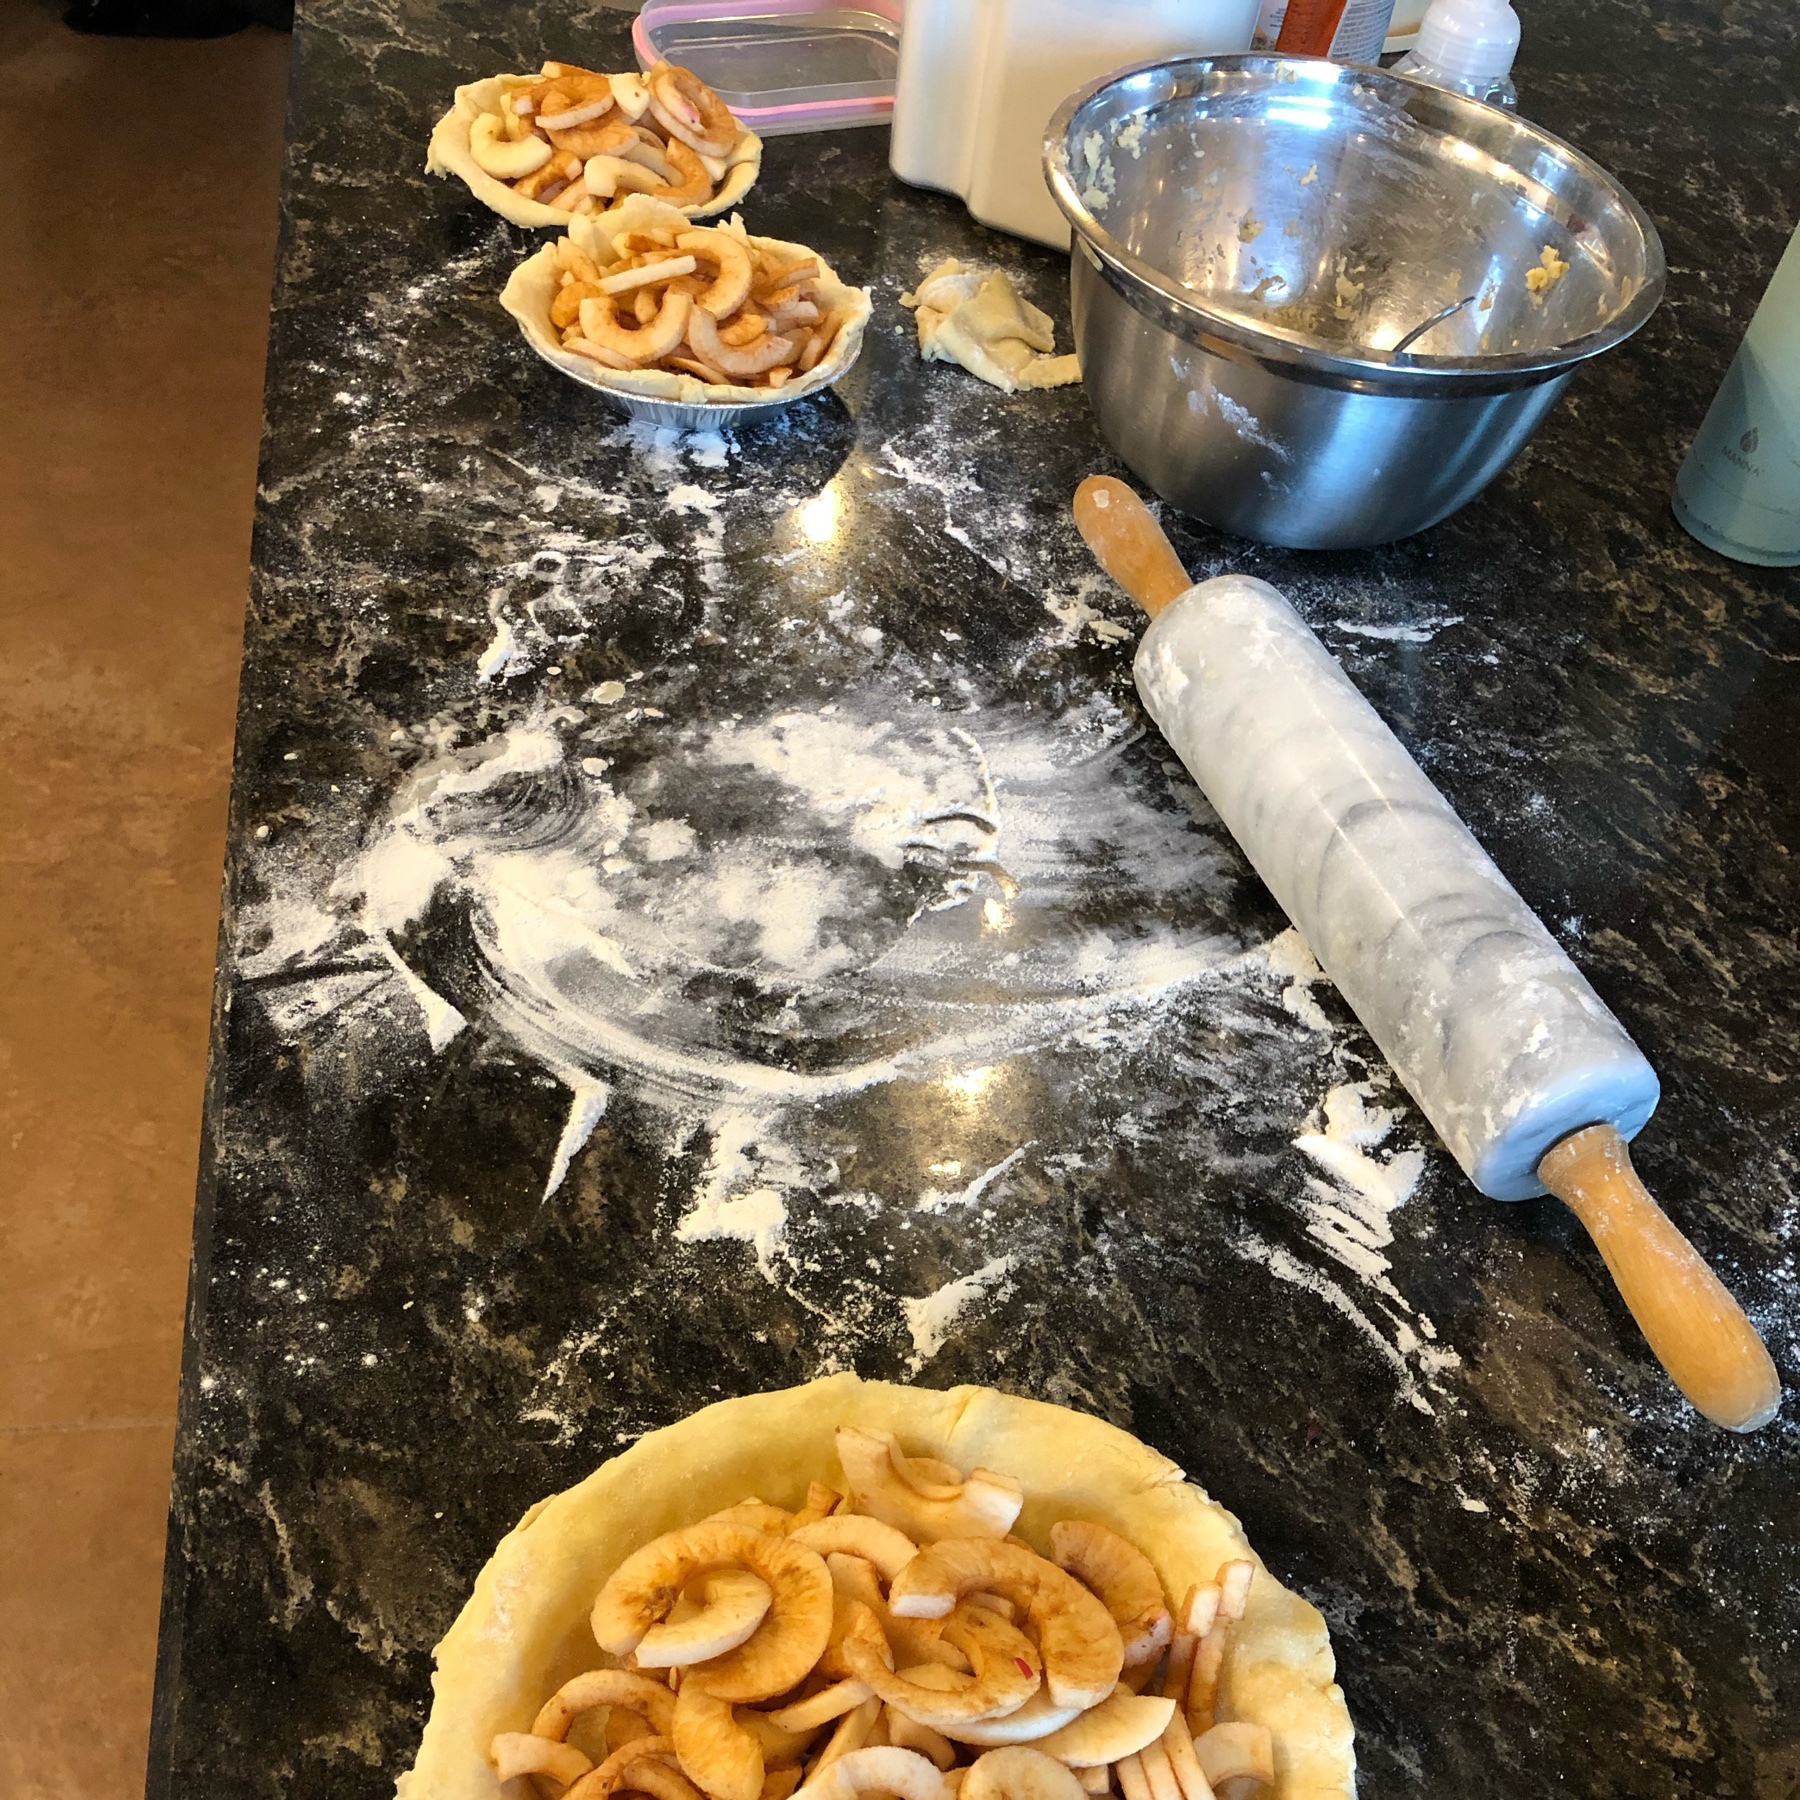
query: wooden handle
[
  {"left": 1073, "top": 476, "right": 1193, "bottom": 618},
  {"left": 1538, "top": 1124, "right": 1781, "bottom": 1431}
]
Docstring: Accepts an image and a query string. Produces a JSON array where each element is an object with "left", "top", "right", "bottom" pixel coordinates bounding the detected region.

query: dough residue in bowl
[{"left": 1525, "top": 245, "right": 1570, "bottom": 294}]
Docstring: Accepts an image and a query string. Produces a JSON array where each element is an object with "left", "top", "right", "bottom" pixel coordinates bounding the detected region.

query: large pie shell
[
  {"left": 427, "top": 71, "right": 763, "bottom": 231},
  {"left": 500, "top": 194, "right": 872, "bottom": 410},
  {"left": 396, "top": 1376, "right": 1357, "bottom": 1800}
]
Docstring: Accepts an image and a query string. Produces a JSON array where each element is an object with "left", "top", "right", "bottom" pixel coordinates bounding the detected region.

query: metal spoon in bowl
[{"left": 1392, "top": 293, "right": 1477, "bottom": 355}]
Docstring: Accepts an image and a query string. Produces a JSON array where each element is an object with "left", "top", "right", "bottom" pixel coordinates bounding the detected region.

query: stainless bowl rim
[{"left": 1044, "top": 54, "right": 1667, "bottom": 390}]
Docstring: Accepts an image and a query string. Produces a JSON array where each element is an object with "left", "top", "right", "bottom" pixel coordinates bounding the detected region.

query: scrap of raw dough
[
  {"left": 899, "top": 258, "right": 1082, "bottom": 394},
  {"left": 1525, "top": 245, "right": 1569, "bottom": 292}
]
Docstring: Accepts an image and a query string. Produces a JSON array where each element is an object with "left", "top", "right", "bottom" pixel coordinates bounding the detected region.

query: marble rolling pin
[{"left": 1073, "top": 474, "right": 1781, "bottom": 1431}]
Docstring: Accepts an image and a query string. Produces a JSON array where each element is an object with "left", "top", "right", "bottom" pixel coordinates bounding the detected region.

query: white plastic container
[
  {"left": 891, "top": 0, "right": 1261, "bottom": 248},
  {"left": 1674, "top": 224, "right": 1800, "bottom": 566}
]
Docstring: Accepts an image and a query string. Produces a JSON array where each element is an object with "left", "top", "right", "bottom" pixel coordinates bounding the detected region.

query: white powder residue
[
  {"left": 477, "top": 589, "right": 521, "bottom": 684},
  {"left": 919, "top": 1145, "right": 1031, "bottom": 1213},
  {"left": 1215, "top": 391, "right": 1290, "bottom": 460},
  {"left": 634, "top": 817, "right": 696, "bottom": 862},
  {"left": 1266, "top": 1077, "right": 1460, "bottom": 1411},
  {"left": 279, "top": 693, "right": 1254, "bottom": 1283},
  {"left": 666, "top": 483, "right": 721, "bottom": 517},
  {"left": 349, "top": 828, "right": 450, "bottom": 939},
  {"left": 652, "top": 477, "right": 727, "bottom": 604},
  {"left": 1293, "top": 1083, "right": 1426, "bottom": 1292},
  {"left": 705, "top": 853, "right": 868, "bottom": 978},
  {"left": 871, "top": 446, "right": 1036, "bottom": 590},
  {"left": 379, "top": 940, "right": 467, "bottom": 1051},
  {"left": 1237, "top": 1229, "right": 1439, "bottom": 1415},
  {"left": 683, "top": 1186, "right": 789, "bottom": 1276},
  {"left": 879, "top": 446, "right": 979, "bottom": 501},
  {"left": 1042, "top": 572, "right": 1136, "bottom": 645},
  {"left": 1333, "top": 615, "right": 1465, "bottom": 644},
  {"left": 244, "top": 550, "right": 1462, "bottom": 1420},
  {"left": 254, "top": 967, "right": 387, "bottom": 1038},
  {"left": 712, "top": 711, "right": 999, "bottom": 877},
  {"left": 544, "top": 1075, "right": 609, "bottom": 1200},
  {"left": 618, "top": 421, "right": 686, "bottom": 478},
  {"left": 687, "top": 432, "right": 730, "bottom": 470},
  {"left": 226, "top": 246, "right": 1497, "bottom": 1429},
  {"left": 237, "top": 890, "right": 344, "bottom": 980},
  {"left": 903, "top": 1256, "right": 1017, "bottom": 1371},
  {"left": 236, "top": 886, "right": 385, "bottom": 1036},
  {"left": 675, "top": 1109, "right": 812, "bottom": 1279},
  {"left": 1320, "top": 1082, "right": 1394, "bottom": 1147},
  {"left": 1263, "top": 927, "right": 1332, "bottom": 1032}
]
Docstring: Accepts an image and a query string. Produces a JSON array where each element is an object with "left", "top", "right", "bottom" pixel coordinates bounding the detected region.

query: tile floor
[{"left": 0, "top": 6, "right": 291, "bottom": 1794}]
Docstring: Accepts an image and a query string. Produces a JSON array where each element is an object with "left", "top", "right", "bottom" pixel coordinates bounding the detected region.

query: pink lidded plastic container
[{"left": 633, "top": 0, "right": 901, "bottom": 137}]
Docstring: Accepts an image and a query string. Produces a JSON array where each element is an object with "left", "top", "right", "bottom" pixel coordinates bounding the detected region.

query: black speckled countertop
[{"left": 147, "top": 3, "right": 1799, "bottom": 1796}]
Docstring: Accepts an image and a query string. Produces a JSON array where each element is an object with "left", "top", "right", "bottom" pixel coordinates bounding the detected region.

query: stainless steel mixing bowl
[{"left": 1044, "top": 57, "right": 1665, "bottom": 548}]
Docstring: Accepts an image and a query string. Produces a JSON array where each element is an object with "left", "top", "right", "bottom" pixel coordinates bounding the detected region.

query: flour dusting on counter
[
  {"left": 676, "top": 1109, "right": 806, "bottom": 1279},
  {"left": 920, "top": 1146, "right": 1032, "bottom": 1213},
  {"left": 228, "top": 341, "right": 1471, "bottom": 1409},
  {"left": 1264, "top": 927, "right": 1333, "bottom": 1032},
  {"left": 1270, "top": 1076, "right": 1459, "bottom": 1412},
  {"left": 1295, "top": 1082, "right": 1427, "bottom": 1289},
  {"left": 240, "top": 630, "right": 1466, "bottom": 1403},
  {"left": 904, "top": 1256, "right": 1018, "bottom": 1370}
]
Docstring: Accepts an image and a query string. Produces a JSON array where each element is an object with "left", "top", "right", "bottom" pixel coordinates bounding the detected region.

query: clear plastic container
[
  {"left": 1391, "top": 0, "right": 1520, "bottom": 108},
  {"left": 633, "top": 0, "right": 901, "bottom": 137}
]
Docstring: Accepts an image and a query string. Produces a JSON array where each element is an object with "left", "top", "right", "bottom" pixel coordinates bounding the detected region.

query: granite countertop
[{"left": 147, "top": 3, "right": 1799, "bottom": 1796}]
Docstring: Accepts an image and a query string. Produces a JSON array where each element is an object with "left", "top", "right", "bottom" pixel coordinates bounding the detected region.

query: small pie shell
[
  {"left": 427, "top": 72, "right": 763, "bottom": 231},
  {"left": 500, "top": 194, "right": 872, "bottom": 409},
  {"left": 396, "top": 1375, "right": 1357, "bottom": 1800}
]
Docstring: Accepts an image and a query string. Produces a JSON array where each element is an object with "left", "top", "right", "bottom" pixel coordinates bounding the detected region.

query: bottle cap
[{"left": 1413, "top": 0, "right": 1520, "bottom": 81}]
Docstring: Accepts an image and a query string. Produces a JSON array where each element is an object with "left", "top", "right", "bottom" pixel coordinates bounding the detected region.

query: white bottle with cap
[
  {"left": 1673, "top": 224, "right": 1800, "bottom": 567},
  {"left": 1392, "top": 0, "right": 1520, "bottom": 109}
]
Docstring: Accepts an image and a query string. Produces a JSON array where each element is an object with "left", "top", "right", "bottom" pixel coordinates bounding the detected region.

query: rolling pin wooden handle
[
  {"left": 1538, "top": 1124, "right": 1781, "bottom": 1431},
  {"left": 1073, "top": 476, "right": 1193, "bottom": 618}
]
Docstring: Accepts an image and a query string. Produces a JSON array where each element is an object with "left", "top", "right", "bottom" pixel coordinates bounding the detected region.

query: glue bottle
[{"left": 1391, "top": 0, "right": 1521, "bottom": 108}]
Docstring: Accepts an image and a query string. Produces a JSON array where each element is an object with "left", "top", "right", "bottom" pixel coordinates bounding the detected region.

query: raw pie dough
[
  {"left": 396, "top": 1376, "right": 1356, "bottom": 1800},
  {"left": 901, "top": 261, "right": 1082, "bottom": 394},
  {"left": 428, "top": 70, "right": 763, "bottom": 231},
  {"left": 502, "top": 194, "right": 873, "bottom": 408}
]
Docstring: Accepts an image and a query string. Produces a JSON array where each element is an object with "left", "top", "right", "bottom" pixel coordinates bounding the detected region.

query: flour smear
[{"left": 238, "top": 418, "right": 1465, "bottom": 1411}]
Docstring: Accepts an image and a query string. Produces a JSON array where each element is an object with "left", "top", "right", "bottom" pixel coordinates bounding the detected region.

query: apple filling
[{"left": 489, "top": 1428, "right": 1272, "bottom": 1800}]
